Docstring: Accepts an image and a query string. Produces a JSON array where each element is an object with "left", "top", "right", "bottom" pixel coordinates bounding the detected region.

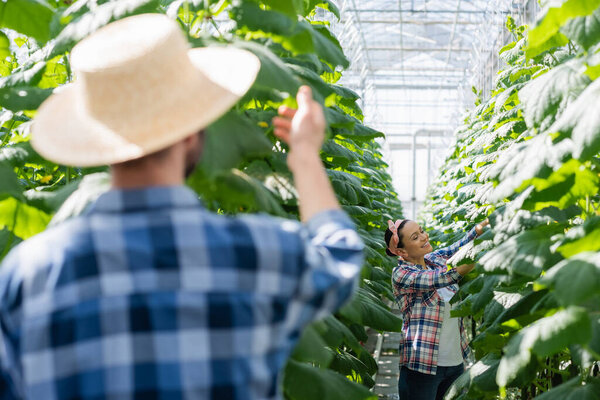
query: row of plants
[
  {"left": 0, "top": 1, "right": 404, "bottom": 399},
  {"left": 420, "top": 1, "right": 600, "bottom": 399}
]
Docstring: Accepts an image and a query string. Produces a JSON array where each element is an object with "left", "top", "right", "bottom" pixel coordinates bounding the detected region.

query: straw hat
[{"left": 32, "top": 13, "right": 260, "bottom": 167}]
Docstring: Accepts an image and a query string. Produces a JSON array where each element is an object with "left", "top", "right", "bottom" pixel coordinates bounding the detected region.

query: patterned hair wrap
[{"left": 387, "top": 219, "right": 406, "bottom": 253}]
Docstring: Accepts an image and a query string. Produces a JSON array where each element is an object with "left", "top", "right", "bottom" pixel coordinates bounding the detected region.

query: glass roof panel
[{"left": 325, "top": 0, "right": 539, "bottom": 217}]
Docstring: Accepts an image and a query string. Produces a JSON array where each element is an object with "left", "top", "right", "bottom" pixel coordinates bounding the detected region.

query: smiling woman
[{"left": 383, "top": 219, "right": 488, "bottom": 400}]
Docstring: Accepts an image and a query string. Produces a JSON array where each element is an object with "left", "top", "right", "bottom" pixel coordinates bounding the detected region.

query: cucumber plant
[
  {"left": 421, "top": 2, "right": 600, "bottom": 398},
  {"left": 0, "top": 1, "right": 403, "bottom": 399}
]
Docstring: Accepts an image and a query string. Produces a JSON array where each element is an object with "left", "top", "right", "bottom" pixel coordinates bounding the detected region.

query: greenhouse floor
[{"left": 372, "top": 305, "right": 402, "bottom": 400}]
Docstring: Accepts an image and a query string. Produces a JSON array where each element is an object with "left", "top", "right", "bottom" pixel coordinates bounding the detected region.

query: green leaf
[
  {"left": 262, "top": 0, "right": 304, "bottom": 18},
  {"left": 549, "top": 77, "right": 600, "bottom": 160},
  {"left": 291, "top": 324, "right": 334, "bottom": 366},
  {"left": 556, "top": 216, "right": 600, "bottom": 257},
  {"left": 308, "top": 23, "right": 348, "bottom": 68},
  {"left": 518, "top": 59, "right": 590, "bottom": 130},
  {"left": 338, "top": 288, "right": 403, "bottom": 332},
  {"left": 33, "top": 0, "right": 160, "bottom": 63},
  {"left": 0, "top": 31, "right": 11, "bottom": 60},
  {"left": 232, "top": 40, "right": 300, "bottom": 94},
  {"left": 0, "top": 62, "right": 47, "bottom": 89},
  {"left": 0, "top": 197, "right": 51, "bottom": 240},
  {"left": 313, "top": 316, "right": 363, "bottom": 354},
  {"left": 0, "top": 0, "right": 54, "bottom": 44},
  {"left": 305, "top": 0, "right": 340, "bottom": 19},
  {"left": 232, "top": 2, "right": 296, "bottom": 37},
  {"left": 497, "top": 307, "right": 591, "bottom": 387},
  {"left": 283, "top": 360, "right": 377, "bottom": 400},
  {"left": 534, "top": 377, "right": 600, "bottom": 400},
  {"left": 0, "top": 162, "right": 24, "bottom": 202},
  {"left": 190, "top": 168, "right": 287, "bottom": 216},
  {"left": 538, "top": 252, "right": 600, "bottom": 306},
  {"left": 201, "top": 111, "right": 272, "bottom": 172},
  {"left": 486, "top": 134, "right": 574, "bottom": 202},
  {"left": 0, "top": 86, "right": 53, "bottom": 112},
  {"left": 560, "top": 7, "right": 600, "bottom": 50},
  {"left": 523, "top": 159, "right": 599, "bottom": 210},
  {"left": 525, "top": 0, "right": 600, "bottom": 58}
]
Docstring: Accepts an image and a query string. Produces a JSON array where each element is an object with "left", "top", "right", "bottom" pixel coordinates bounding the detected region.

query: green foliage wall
[
  {"left": 422, "top": 2, "right": 600, "bottom": 398},
  {"left": 0, "top": 1, "right": 403, "bottom": 399}
]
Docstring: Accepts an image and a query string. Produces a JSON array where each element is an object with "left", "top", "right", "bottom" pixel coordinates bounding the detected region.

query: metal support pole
[{"left": 411, "top": 132, "right": 417, "bottom": 220}]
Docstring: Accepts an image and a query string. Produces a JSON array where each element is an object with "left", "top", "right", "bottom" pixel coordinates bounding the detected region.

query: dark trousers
[{"left": 398, "top": 364, "right": 464, "bottom": 400}]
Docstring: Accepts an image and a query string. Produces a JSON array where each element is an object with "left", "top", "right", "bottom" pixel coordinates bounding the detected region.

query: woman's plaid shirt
[{"left": 392, "top": 228, "right": 477, "bottom": 375}]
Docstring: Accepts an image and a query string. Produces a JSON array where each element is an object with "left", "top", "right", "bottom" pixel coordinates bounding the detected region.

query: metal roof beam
[
  {"left": 366, "top": 47, "right": 471, "bottom": 51},
  {"left": 373, "top": 84, "right": 459, "bottom": 89},
  {"left": 341, "top": 19, "right": 479, "bottom": 25},
  {"left": 344, "top": 9, "right": 509, "bottom": 14}
]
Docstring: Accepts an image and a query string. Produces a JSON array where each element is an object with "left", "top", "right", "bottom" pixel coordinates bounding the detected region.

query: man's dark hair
[{"left": 384, "top": 219, "right": 410, "bottom": 257}]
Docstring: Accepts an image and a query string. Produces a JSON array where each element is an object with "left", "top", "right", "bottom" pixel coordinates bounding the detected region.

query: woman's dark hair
[{"left": 384, "top": 219, "right": 411, "bottom": 257}]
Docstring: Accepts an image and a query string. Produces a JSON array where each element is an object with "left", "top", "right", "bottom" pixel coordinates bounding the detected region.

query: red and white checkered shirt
[{"left": 392, "top": 228, "right": 478, "bottom": 375}]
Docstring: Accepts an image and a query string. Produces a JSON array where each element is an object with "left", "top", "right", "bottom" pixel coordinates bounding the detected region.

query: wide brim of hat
[{"left": 32, "top": 47, "right": 260, "bottom": 167}]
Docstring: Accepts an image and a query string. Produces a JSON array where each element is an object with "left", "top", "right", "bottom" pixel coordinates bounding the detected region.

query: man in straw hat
[{"left": 0, "top": 13, "right": 363, "bottom": 400}]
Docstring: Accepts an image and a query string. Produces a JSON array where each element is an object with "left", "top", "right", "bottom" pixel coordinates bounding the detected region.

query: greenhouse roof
[{"left": 327, "top": 0, "right": 538, "bottom": 217}]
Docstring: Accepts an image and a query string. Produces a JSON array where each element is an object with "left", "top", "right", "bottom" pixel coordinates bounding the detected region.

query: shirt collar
[
  {"left": 397, "top": 258, "right": 434, "bottom": 270},
  {"left": 86, "top": 185, "right": 201, "bottom": 214}
]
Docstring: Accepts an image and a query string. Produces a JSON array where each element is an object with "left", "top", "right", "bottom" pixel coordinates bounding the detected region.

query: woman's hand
[{"left": 475, "top": 219, "right": 489, "bottom": 236}]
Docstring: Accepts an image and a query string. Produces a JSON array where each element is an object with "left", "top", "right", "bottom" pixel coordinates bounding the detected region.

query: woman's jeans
[{"left": 398, "top": 364, "right": 464, "bottom": 400}]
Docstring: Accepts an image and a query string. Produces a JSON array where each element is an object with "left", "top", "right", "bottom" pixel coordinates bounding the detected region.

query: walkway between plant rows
[{"left": 371, "top": 303, "right": 402, "bottom": 400}]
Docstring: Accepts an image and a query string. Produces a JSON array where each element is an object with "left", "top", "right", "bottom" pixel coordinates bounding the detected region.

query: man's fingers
[
  {"left": 272, "top": 117, "right": 292, "bottom": 130},
  {"left": 278, "top": 106, "right": 297, "bottom": 119},
  {"left": 296, "top": 85, "right": 313, "bottom": 108},
  {"left": 273, "top": 128, "right": 290, "bottom": 143}
]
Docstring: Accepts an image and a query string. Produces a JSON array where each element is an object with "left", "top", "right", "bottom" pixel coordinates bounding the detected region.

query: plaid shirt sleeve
[
  {"left": 0, "top": 254, "right": 22, "bottom": 400},
  {"left": 392, "top": 264, "right": 462, "bottom": 295},
  {"left": 428, "top": 226, "right": 478, "bottom": 261},
  {"left": 284, "top": 209, "right": 364, "bottom": 332}
]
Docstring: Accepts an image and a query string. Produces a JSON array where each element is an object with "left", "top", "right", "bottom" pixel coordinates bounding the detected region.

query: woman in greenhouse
[{"left": 384, "top": 219, "right": 488, "bottom": 400}]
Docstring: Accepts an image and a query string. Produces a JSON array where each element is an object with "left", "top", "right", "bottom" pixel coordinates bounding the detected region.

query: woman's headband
[{"left": 387, "top": 219, "right": 406, "bottom": 251}]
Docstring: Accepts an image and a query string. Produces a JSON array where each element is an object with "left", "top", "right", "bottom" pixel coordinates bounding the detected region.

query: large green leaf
[
  {"left": 525, "top": 0, "right": 600, "bottom": 58},
  {"left": 534, "top": 377, "right": 600, "bottom": 400},
  {"left": 479, "top": 225, "right": 563, "bottom": 278},
  {"left": 0, "top": 87, "right": 53, "bottom": 112},
  {"left": 496, "top": 307, "right": 591, "bottom": 387},
  {"left": 561, "top": 7, "right": 600, "bottom": 50},
  {"left": 518, "top": 59, "right": 590, "bottom": 130},
  {"left": 0, "top": 0, "right": 54, "bottom": 44},
  {"left": 201, "top": 111, "right": 272, "bottom": 172},
  {"left": 291, "top": 324, "right": 334, "bottom": 366},
  {"left": 486, "top": 134, "right": 574, "bottom": 203},
  {"left": 312, "top": 316, "right": 363, "bottom": 354},
  {"left": 555, "top": 216, "right": 600, "bottom": 257},
  {"left": 30, "top": 0, "right": 160, "bottom": 64},
  {"left": 549, "top": 77, "right": 600, "bottom": 160},
  {"left": 0, "top": 162, "right": 24, "bottom": 201},
  {"left": 522, "top": 159, "right": 599, "bottom": 210},
  {"left": 283, "top": 360, "right": 377, "bottom": 400},
  {"left": 0, "top": 197, "right": 51, "bottom": 240},
  {"left": 338, "top": 288, "right": 403, "bottom": 332},
  {"left": 232, "top": 40, "right": 300, "bottom": 94},
  {"left": 537, "top": 252, "right": 600, "bottom": 306}
]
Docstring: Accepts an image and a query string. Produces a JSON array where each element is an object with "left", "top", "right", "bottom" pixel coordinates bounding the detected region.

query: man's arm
[
  {"left": 272, "top": 86, "right": 339, "bottom": 222},
  {"left": 272, "top": 86, "right": 363, "bottom": 327}
]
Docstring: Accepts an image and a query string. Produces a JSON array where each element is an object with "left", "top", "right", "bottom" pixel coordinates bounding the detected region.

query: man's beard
[{"left": 184, "top": 130, "right": 205, "bottom": 178}]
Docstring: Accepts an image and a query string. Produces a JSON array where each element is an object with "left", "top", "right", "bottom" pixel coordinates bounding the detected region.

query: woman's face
[{"left": 398, "top": 221, "right": 433, "bottom": 259}]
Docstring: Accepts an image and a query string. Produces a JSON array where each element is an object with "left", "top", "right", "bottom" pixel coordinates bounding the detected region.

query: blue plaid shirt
[{"left": 0, "top": 186, "right": 363, "bottom": 400}]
